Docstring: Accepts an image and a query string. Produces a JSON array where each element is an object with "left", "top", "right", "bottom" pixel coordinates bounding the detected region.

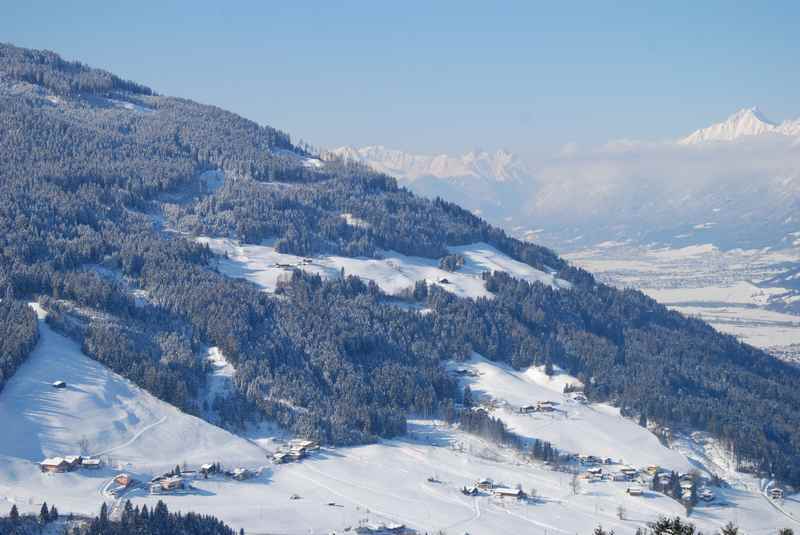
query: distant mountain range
[
  {"left": 333, "top": 108, "right": 800, "bottom": 251},
  {"left": 331, "top": 146, "right": 528, "bottom": 182},
  {"left": 680, "top": 107, "right": 800, "bottom": 144}
]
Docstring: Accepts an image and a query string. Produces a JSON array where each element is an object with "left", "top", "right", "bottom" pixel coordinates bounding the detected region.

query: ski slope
[{"left": 197, "top": 236, "right": 568, "bottom": 299}]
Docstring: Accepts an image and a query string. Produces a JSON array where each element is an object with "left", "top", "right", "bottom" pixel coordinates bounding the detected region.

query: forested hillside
[
  {"left": 0, "top": 298, "right": 38, "bottom": 392},
  {"left": 2, "top": 42, "right": 800, "bottom": 484}
]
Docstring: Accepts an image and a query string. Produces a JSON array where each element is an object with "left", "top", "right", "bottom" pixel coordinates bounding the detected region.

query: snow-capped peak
[
  {"left": 329, "top": 145, "right": 529, "bottom": 182},
  {"left": 679, "top": 107, "right": 800, "bottom": 145}
]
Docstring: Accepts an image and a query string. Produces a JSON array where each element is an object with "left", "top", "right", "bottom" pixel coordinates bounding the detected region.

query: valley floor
[{"left": 565, "top": 243, "right": 800, "bottom": 361}]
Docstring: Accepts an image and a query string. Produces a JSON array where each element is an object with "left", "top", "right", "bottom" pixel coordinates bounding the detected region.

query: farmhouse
[
  {"left": 476, "top": 478, "right": 494, "bottom": 490},
  {"left": 272, "top": 452, "right": 290, "bottom": 464},
  {"left": 493, "top": 487, "right": 525, "bottom": 499},
  {"left": 200, "top": 463, "right": 217, "bottom": 475},
  {"left": 40, "top": 457, "right": 70, "bottom": 473},
  {"left": 151, "top": 476, "right": 185, "bottom": 494},
  {"left": 619, "top": 466, "right": 638, "bottom": 476},
  {"left": 232, "top": 467, "right": 252, "bottom": 481},
  {"left": 290, "top": 439, "right": 319, "bottom": 450}
]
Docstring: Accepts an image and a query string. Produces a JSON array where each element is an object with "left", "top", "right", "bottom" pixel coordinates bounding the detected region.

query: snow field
[{"left": 197, "top": 237, "right": 568, "bottom": 300}]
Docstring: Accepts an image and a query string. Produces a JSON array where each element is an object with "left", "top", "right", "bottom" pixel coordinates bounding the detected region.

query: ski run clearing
[
  {"left": 1, "top": 305, "right": 798, "bottom": 533},
  {"left": 197, "top": 236, "right": 570, "bottom": 300}
]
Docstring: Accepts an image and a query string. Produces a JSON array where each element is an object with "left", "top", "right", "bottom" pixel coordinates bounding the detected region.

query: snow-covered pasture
[
  {"left": 453, "top": 355, "right": 690, "bottom": 470},
  {"left": 0, "top": 305, "right": 266, "bottom": 470},
  {"left": 1, "top": 305, "right": 797, "bottom": 533},
  {"left": 197, "top": 237, "right": 568, "bottom": 300}
]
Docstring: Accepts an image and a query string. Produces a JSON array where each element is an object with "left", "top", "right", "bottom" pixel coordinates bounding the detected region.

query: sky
[{"left": 3, "top": 1, "right": 800, "bottom": 159}]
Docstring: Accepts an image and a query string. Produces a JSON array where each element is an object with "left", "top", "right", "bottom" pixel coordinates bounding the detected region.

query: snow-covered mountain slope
[
  {"left": 0, "top": 305, "right": 266, "bottom": 469},
  {"left": 680, "top": 107, "right": 800, "bottom": 145},
  {"left": 454, "top": 355, "right": 689, "bottom": 469},
  {"left": 198, "top": 237, "right": 569, "bottom": 299},
  {"left": 331, "top": 145, "right": 528, "bottom": 182},
  {"left": 3, "top": 323, "right": 794, "bottom": 534}
]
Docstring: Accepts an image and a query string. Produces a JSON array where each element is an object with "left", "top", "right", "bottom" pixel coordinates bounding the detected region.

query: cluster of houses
[
  {"left": 580, "top": 463, "right": 638, "bottom": 484},
  {"left": 574, "top": 457, "right": 718, "bottom": 503},
  {"left": 148, "top": 463, "right": 255, "bottom": 494},
  {"left": 519, "top": 400, "right": 559, "bottom": 414},
  {"left": 272, "top": 439, "right": 319, "bottom": 464},
  {"left": 273, "top": 258, "right": 313, "bottom": 270},
  {"left": 461, "top": 478, "right": 526, "bottom": 500},
  {"left": 40, "top": 455, "right": 101, "bottom": 473}
]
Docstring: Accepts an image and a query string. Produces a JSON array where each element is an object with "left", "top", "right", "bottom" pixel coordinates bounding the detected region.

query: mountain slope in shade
[
  {"left": 331, "top": 145, "right": 529, "bottom": 182},
  {"left": 680, "top": 107, "right": 800, "bottom": 144}
]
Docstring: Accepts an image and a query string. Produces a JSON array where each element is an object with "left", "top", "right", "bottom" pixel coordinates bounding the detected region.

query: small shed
[{"left": 82, "top": 458, "right": 101, "bottom": 469}]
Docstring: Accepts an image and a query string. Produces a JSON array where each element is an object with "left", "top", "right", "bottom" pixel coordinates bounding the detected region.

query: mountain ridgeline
[{"left": 1, "top": 43, "right": 800, "bottom": 484}]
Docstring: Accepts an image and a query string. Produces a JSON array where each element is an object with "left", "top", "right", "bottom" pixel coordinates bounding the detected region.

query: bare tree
[
  {"left": 570, "top": 472, "right": 581, "bottom": 495},
  {"left": 77, "top": 436, "right": 91, "bottom": 456}
]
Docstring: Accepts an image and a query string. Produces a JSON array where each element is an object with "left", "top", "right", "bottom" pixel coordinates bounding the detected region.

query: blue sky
[{"left": 4, "top": 1, "right": 799, "bottom": 159}]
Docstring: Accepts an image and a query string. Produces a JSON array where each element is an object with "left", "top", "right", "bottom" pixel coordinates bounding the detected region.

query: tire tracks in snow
[{"left": 92, "top": 415, "right": 168, "bottom": 457}]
